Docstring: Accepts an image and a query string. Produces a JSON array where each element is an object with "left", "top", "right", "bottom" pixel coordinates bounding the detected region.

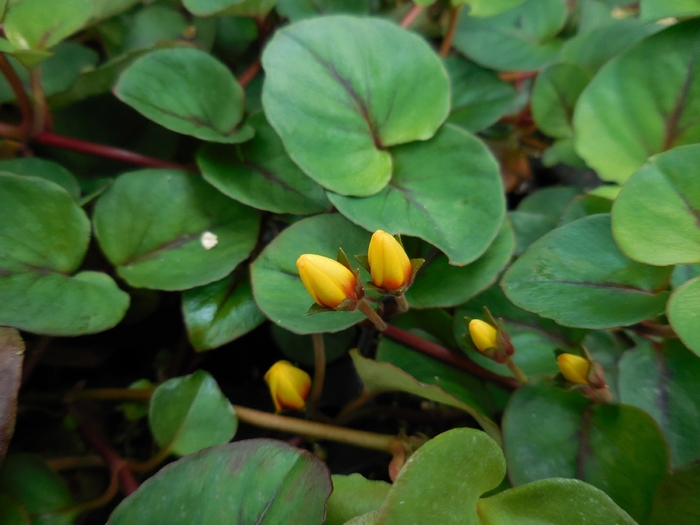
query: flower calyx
[
  {"left": 264, "top": 360, "right": 312, "bottom": 412},
  {"left": 463, "top": 307, "right": 514, "bottom": 364},
  {"left": 555, "top": 348, "right": 611, "bottom": 403},
  {"left": 297, "top": 248, "right": 364, "bottom": 315}
]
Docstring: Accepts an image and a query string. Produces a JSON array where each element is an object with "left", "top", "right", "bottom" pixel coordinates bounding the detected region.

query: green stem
[
  {"left": 504, "top": 357, "right": 528, "bottom": 384},
  {"left": 395, "top": 294, "right": 409, "bottom": 314},
  {"left": 308, "top": 333, "right": 326, "bottom": 416},
  {"left": 357, "top": 299, "right": 387, "bottom": 331}
]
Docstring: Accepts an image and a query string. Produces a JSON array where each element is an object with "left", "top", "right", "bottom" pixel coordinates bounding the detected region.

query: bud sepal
[
  {"left": 356, "top": 233, "right": 424, "bottom": 296},
  {"left": 463, "top": 307, "right": 514, "bottom": 364},
  {"left": 554, "top": 347, "right": 611, "bottom": 403}
]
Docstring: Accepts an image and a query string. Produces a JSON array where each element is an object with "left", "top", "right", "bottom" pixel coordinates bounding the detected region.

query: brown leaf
[{"left": 0, "top": 328, "right": 24, "bottom": 463}]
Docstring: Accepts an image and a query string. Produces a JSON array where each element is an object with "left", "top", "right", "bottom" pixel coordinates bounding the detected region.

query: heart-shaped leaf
[
  {"left": 108, "top": 439, "right": 332, "bottom": 524},
  {"left": 115, "top": 48, "right": 252, "bottom": 143},
  {"left": 262, "top": 15, "right": 449, "bottom": 197},
  {"left": 0, "top": 174, "right": 129, "bottom": 335},
  {"left": 0, "top": 158, "right": 80, "bottom": 200},
  {"left": 612, "top": 145, "right": 700, "bottom": 266},
  {"left": 93, "top": 169, "right": 260, "bottom": 291},
  {"left": 574, "top": 19, "right": 700, "bottom": 183},
  {"left": 149, "top": 371, "right": 237, "bottom": 456},
  {"left": 501, "top": 214, "right": 672, "bottom": 328},
  {"left": 329, "top": 125, "right": 505, "bottom": 265},
  {"left": 667, "top": 276, "right": 700, "bottom": 355}
]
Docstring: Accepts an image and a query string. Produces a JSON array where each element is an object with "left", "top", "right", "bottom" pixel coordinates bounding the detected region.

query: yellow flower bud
[
  {"left": 557, "top": 354, "right": 590, "bottom": 385},
  {"left": 367, "top": 230, "right": 412, "bottom": 291},
  {"left": 468, "top": 319, "right": 498, "bottom": 353},
  {"left": 296, "top": 254, "right": 357, "bottom": 308},
  {"left": 264, "top": 360, "right": 312, "bottom": 412}
]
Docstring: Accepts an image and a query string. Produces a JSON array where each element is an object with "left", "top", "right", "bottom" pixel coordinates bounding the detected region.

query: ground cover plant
[{"left": 1, "top": 0, "right": 700, "bottom": 523}]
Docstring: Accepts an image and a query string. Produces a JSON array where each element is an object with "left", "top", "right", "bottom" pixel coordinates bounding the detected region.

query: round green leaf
[
  {"left": 326, "top": 474, "right": 390, "bottom": 525},
  {"left": 532, "top": 63, "right": 591, "bottom": 139},
  {"left": 4, "top": 0, "right": 91, "bottom": 52},
  {"left": 641, "top": 0, "right": 700, "bottom": 22},
  {"left": 503, "top": 382, "right": 669, "bottom": 523},
  {"left": 574, "top": 19, "right": 700, "bottom": 184},
  {"left": 648, "top": 463, "right": 700, "bottom": 525},
  {"left": 329, "top": 125, "right": 505, "bottom": 265},
  {"left": 0, "top": 174, "right": 129, "bottom": 335},
  {"left": 501, "top": 214, "right": 672, "bottom": 328},
  {"left": 668, "top": 276, "right": 700, "bottom": 355},
  {"left": 93, "top": 169, "right": 260, "bottom": 291},
  {"left": 277, "top": 0, "right": 369, "bottom": 21},
  {"left": 261, "top": 15, "right": 450, "bottom": 197},
  {"left": 612, "top": 145, "right": 700, "bottom": 266},
  {"left": 671, "top": 264, "right": 700, "bottom": 288},
  {"left": 198, "top": 113, "right": 330, "bottom": 215},
  {"left": 405, "top": 219, "right": 514, "bottom": 308},
  {"left": 557, "top": 194, "right": 613, "bottom": 225},
  {"left": 149, "top": 370, "right": 237, "bottom": 456},
  {"left": 0, "top": 158, "right": 80, "bottom": 200},
  {"left": 456, "top": 0, "right": 526, "bottom": 17},
  {"left": 618, "top": 338, "right": 700, "bottom": 466},
  {"left": 108, "top": 439, "right": 332, "bottom": 525},
  {"left": 452, "top": 0, "right": 567, "bottom": 72},
  {"left": 183, "top": 0, "right": 247, "bottom": 16},
  {"left": 0, "top": 495, "right": 30, "bottom": 525},
  {"left": 250, "top": 213, "right": 370, "bottom": 335},
  {"left": 183, "top": 274, "right": 266, "bottom": 351},
  {"left": 115, "top": 48, "right": 252, "bottom": 143},
  {"left": 444, "top": 56, "right": 517, "bottom": 133}
]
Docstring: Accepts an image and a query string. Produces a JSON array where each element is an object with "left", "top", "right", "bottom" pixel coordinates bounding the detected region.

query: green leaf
[
  {"left": 277, "top": 0, "right": 369, "bottom": 21},
  {"left": 618, "top": 338, "right": 700, "bottom": 466},
  {"left": 325, "top": 474, "right": 390, "bottom": 525},
  {"left": 93, "top": 169, "right": 260, "bottom": 291},
  {"left": 405, "top": 219, "right": 514, "bottom": 308},
  {"left": 183, "top": 0, "right": 248, "bottom": 16},
  {"left": 503, "top": 381, "right": 669, "bottom": 523},
  {"left": 444, "top": 56, "right": 517, "bottom": 133},
  {"left": 328, "top": 125, "right": 505, "bottom": 265},
  {"left": 220, "top": 0, "right": 276, "bottom": 17},
  {"left": 0, "top": 174, "right": 129, "bottom": 335},
  {"left": 261, "top": 15, "right": 450, "bottom": 197},
  {"left": 648, "top": 463, "right": 700, "bottom": 525},
  {"left": 671, "top": 264, "right": 700, "bottom": 288},
  {"left": 641, "top": 0, "right": 700, "bottom": 22},
  {"left": 149, "top": 371, "right": 237, "bottom": 456},
  {"left": 0, "top": 455, "right": 76, "bottom": 525},
  {"left": 122, "top": 379, "right": 153, "bottom": 421},
  {"left": 574, "top": 19, "right": 700, "bottom": 184},
  {"left": 612, "top": 145, "right": 700, "bottom": 266},
  {"left": 115, "top": 48, "right": 252, "bottom": 143},
  {"left": 452, "top": 0, "right": 567, "bottom": 72},
  {"left": 0, "top": 494, "right": 30, "bottom": 525},
  {"left": 454, "top": 285, "right": 585, "bottom": 379},
  {"left": 0, "top": 328, "right": 22, "bottom": 461},
  {"left": 88, "top": 0, "right": 143, "bottom": 22},
  {"left": 270, "top": 325, "right": 355, "bottom": 366},
  {"left": 0, "top": 158, "right": 79, "bottom": 200},
  {"left": 108, "top": 440, "right": 332, "bottom": 524},
  {"left": 457, "top": 0, "right": 527, "bottom": 17},
  {"left": 250, "top": 213, "right": 371, "bottom": 335},
  {"left": 198, "top": 113, "right": 330, "bottom": 215},
  {"left": 532, "top": 63, "right": 591, "bottom": 138},
  {"left": 668, "top": 276, "right": 700, "bottom": 355},
  {"left": 557, "top": 194, "right": 613, "bottom": 225},
  {"left": 349, "top": 350, "right": 501, "bottom": 445},
  {"left": 4, "top": 0, "right": 91, "bottom": 52},
  {"left": 501, "top": 214, "right": 672, "bottom": 329},
  {"left": 182, "top": 274, "right": 266, "bottom": 351}
]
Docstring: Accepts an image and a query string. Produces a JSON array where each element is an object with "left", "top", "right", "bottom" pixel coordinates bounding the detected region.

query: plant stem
[
  {"left": 334, "top": 389, "right": 376, "bottom": 425},
  {"left": 400, "top": 4, "right": 424, "bottom": 28},
  {"left": 0, "top": 53, "right": 32, "bottom": 137},
  {"left": 383, "top": 324, "right": 519, "bottom": 390},
  {"left": 127, "top": 446, "right": 173, "bottom": 473},
  {"left": 47, "top": 455, "right": 106, "bottom": 471},
  {"left": 238, "top": 58, "right": 261, "bottom": 88},
  {"left": 439, "top": 5, "right": 463, "bottom": 57},
  {"left": 59, "top": 470, "right": 120, "bottom": 516},
  {"left": 0, "top": 121, "right": 25, "bottom": 140},
  {"left": 30, "top": 67, "right": 47, "bottom": 134},
  {"left": 308, "top": 333, "right": 326, "bottom": 416},
  {"left": 357, "top": 300, "right": 387, "bottom": 331},
  {"left": 395, "top": 294, "right": 409, "bottom": 314},
  {"left": 233, "top": 404, "right": 404, "bottom": 453},
  {"left": 504, "top": 357, "right": 528, "bottom": 384},
  {"left": 65, "top": 387, "right": 153, "bottom": 403},
  {"left": 33, "top": 131, "right": 197, "bottom": 172}
]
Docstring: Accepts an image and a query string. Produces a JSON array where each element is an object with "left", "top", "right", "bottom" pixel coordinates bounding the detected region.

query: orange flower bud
[
  {"left": 296, "top": 254, "right": 357, "bottom": 308},
  {"left": 264, "top": 360, "right": 311, "bottom": 412},
  {"left": 367, "top": 230, "right": 412, "bottom": 291},
  {"left": 557, "top": 354, "right": 590, "bottom": 385},
  {"left": 468, "top": 319, "right": 498, "bottom": 353}
]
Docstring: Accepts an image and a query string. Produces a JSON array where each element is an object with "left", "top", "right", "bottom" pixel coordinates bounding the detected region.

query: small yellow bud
[
  {"left": 557, "top": 354, "right": 590, "bottom": 385},
  {"left": 468, "top": 319, "right": 498, "bottom": 353},
  {"left": 296, "top": 254, "right": 357, "bottom": 308},
  {"left": 264, "top": 360, "right": 312, "bottom": 412},
  {"left": 367, "top": 230, "right": 412, "bottom": 291}
]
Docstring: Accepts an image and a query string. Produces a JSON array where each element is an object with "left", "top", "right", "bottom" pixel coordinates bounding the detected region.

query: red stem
[
  {"left": 33, "top": 131, "right": 196, "bottom": 172},
  {"left": 0, "top": 53, "right": 32, "bottom": 137},
  {"left": 68, "top": 405, "right": 139, "bottom": 495},
  {"left": 439, "top": 5, "right": 463, "bottom": 57},
  {"left": 383, "top": 324, "right": 519, "bottom": 390},
  {"left": 238, "top": 58, "right": 261, "bottom": 88},
  {"left": 400, "top": 4, "right": 424, "bottom": 28}
]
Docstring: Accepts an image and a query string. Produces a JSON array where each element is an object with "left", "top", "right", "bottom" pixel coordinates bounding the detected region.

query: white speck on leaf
[{"left": 201, "top": 231, "right": 218, "bottom": 250}]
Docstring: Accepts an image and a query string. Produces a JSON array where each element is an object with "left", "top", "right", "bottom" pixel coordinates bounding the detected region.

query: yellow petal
[
  {"left": 468, "top": 319, "right": 498, "bottom": 353},
  {"left": 264, "top": 361, "right": 311, "bottom": 412},
  {"left": 296, "top": 254, "right": 357, "bottom": 308},
  {"left": 557, "top": 354, "right": 590, "bottom": 385},
  {"left": 367, "top": 230, "right": 412, "bottom": 290}
]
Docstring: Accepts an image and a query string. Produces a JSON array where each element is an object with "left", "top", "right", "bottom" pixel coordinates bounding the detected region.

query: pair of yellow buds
[{"left": 296, "top": 230, "right": 422, "bottom": 311}]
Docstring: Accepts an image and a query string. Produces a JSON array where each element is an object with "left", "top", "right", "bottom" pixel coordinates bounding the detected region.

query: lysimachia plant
[{"left": 0, "top": 0, "right": 699, "bottom": 523}]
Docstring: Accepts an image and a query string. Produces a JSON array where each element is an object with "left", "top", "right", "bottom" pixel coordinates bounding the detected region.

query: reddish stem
[
  {"left": 400, "top": 4, "right": 424, "bottom": 28},
  {"left": 439, "top": 5, "right": 463, "bottom": 57},
  {"left": 68, "top": 405, "right": 139, "bottom": 495},
  {"left": 0, "top": 53, "right": 32, "bottom": 137},
  {"left": 383, "top": 324, "right": 519, "bottom": 390},
  {"left": 238, "top": 58, "right": 261, "bottom": 88},
  {"left": 33, "top": 131, "right": 196, "bottom": 172}
]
